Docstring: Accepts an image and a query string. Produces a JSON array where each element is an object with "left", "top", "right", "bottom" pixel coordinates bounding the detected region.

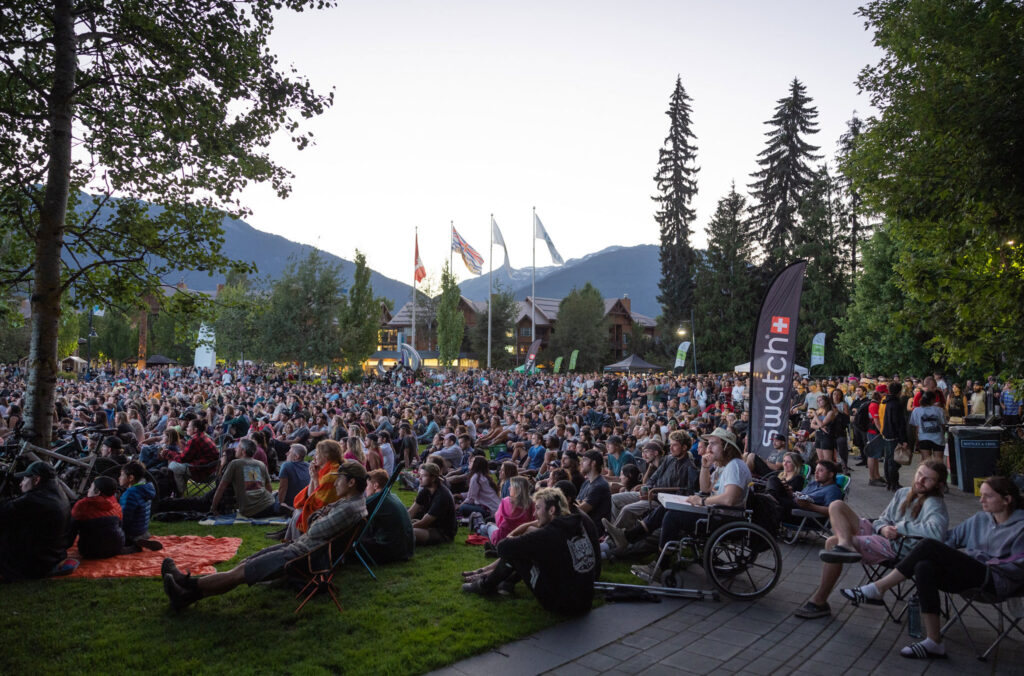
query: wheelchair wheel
[{"left": 702, "top": 521, "right": 781, "bottom": 601}]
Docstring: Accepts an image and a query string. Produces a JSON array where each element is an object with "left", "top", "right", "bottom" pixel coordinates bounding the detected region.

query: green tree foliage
[
  {"left": 0, "top": 324, "right": 30, "bottom": 363},
  {"left": 469, "top": 283, "right": 518, "bottom": 370},
  {"left": 436, "top": 262, "right": 464, "bottom": 367},
  {"left": 213, "top": 279, "right": 263, "bottom": 364},
  {"left": 793, "top": 166, "right": 854, "bottom": 373},
  {"left": 0, "top": 1, "right": 333, "bottom": 444},
  {"left": 835, "top": 114, "right": 870, "bottom": 279},
  {"left": 693, "top": 185, "right": 760, "bottom": 372},
  {"left": 412, "top": 277, "right": 441, "bottom": 351},
  {"left": 147, "top": 312, "right": 198, "bottom": 365},
  {"left": 845, "top": 0, "right": 1024, "bottom": 375},
  {"left": 837, "top": 226, "right": 932, "bottom": 376},
  {"left": 654, "top": 76, "right": 699, "bottom": 329},
  {"left": 56, "top": 302, "right": 80, "bottom": 359},
  {"left": 261, "top": 250, "right": 344, "bottom": 372},
  {"left": 749, "top": 78, "right": 821, "bottom": 263},
  {"left": 549, "top": 283, "right": 608, "bottom": 372},
  {"left": 338, "top": 250, "right": 379, "bottom": 373},
  {"left": 92, "top": 310, "right": 139, "bottom": 367}
]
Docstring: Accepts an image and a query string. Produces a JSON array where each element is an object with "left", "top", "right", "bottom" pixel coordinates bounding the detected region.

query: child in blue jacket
[{"left": 119, "top": 461, "right": 162, "bottom": 552}]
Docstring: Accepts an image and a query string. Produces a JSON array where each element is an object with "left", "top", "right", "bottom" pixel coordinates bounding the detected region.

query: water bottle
[{"left": 907, "top": 595, "right": 923, "bottom": 639}]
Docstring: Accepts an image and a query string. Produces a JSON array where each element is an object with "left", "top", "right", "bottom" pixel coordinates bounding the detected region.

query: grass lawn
[{"left": 0, "top": 488, "right": 638, "bottom": 675}]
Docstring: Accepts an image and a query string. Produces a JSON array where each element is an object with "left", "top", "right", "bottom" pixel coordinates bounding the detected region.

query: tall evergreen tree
[
  {"left": 836, "top": 114, "right": 869, "bottom": 280},
  {"left": 436, "top": 262, "right": 464, "bottom": 367},
  {"left": 654, "top": 76, "right": 699, "bottom": 329},
  {"left": 548, "top": 283, "right": 608, "bottom": 372},
  {"left": 749, "top": 78, "right": 821, "bottom": 264},
  {"left": 469, "top": 283, "right": 518, "bottom": 370},
  {"left": 338, "top": 250, "right": 380, "bottom": 374},
  {"left": 693, "top": 184, "right": 760, "bottom": 372}
]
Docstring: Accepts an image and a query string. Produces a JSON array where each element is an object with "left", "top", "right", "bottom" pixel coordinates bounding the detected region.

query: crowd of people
[{"left": 1, "top": 362, "right": 1023, "bottom": 659}]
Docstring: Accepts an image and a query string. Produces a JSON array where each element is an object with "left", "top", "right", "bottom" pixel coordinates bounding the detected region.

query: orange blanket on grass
[{"left": 64, "top": 535, "right": 242, "bottom": 579}]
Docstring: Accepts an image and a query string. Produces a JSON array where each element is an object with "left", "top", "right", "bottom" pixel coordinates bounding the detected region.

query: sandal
[{"left": 899, "top": 642, "right": 947, "bottom": 660}]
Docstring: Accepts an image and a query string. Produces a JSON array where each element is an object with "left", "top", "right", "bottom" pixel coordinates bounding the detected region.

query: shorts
[
  {"left": 851, "top": 518, "right": 898, "bottom": 564},
  {"left": 418, "top": 527, "right": 453, "bottom": 545},
  {"left": 916, "top": 440, "right": 942, "bottom": 453},
  {"left": 243, "top": 543, "right": 301, "bottom": 585},
  {"left": 815, "top": 431, "right": 836, "bottom": 451}
]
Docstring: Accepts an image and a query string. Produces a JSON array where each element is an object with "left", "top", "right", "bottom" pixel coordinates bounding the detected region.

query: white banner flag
[
  {"left": 810, "top": 332, "right": 826, "bottom": 367},
  {"left": 533, "top": 212, "right": 564, "bottom": 265}
]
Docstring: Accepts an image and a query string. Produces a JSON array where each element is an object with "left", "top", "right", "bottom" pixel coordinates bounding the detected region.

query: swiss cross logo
[{"left": 770, "top": 316, "right": 790, "bottom": 335}]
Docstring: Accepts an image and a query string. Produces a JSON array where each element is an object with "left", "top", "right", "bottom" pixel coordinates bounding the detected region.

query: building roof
[
  {"left": 515, "top": 296, "right": 656, "bottom": 329},
  {"left": 386, "top": 295, "right": 486, "bottom": 329}
]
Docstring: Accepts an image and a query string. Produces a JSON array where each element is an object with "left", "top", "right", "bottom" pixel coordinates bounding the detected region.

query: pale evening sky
[{"left": 238, "top": 1, "right": 881, "bottom": 285}]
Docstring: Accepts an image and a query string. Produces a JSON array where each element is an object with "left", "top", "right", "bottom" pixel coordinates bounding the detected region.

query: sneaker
[
  {"left": 135, "top": 538, "right": 163, "bottom": 551},
  {"left": 819, "top": 545, "right": 862, "bottom": 564},
  {"left": 794, "top": 601, "right": 831, "bottom": 619},
  {"left": 51, "top": 558, "right": 80, "bottom": 577},
  {"left": 603, "top": 518, "right": 628, "bottom": 551},
  {"left": 163, "top": 573, "right": 202, "bottom": 611},
  {"left": 461, "top": 579, "right": 495, "bottom": 596},
  {"left": 868, "top": 478, "right": 887, "bottom": 487},
  {"left": 468, "top": 512, "right": 484, "bottom": 533}
]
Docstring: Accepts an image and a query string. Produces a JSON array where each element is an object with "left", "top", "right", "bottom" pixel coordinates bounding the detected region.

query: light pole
[
  {"left": 676, "top": 309, "right": 698, "bottom": 375},
  {"left": 86, "top": 307, "right": 97, "bottom": 380}
]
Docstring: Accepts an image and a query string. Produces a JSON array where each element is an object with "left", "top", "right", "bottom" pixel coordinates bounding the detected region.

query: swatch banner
[
  {"left": 524, "top": 339, "right": 543, "bottom": 373},
  {"left": 553, "top": 356, "right": 563, "bottom": 374},
  {"left": 568, "top": 349, "right": 579, "bottom": 371},
  {"left": 674, "top": 341, "right": 691, "bottom": 369},
  {"left": 810, "top": 332, "right": 826, "bottom": 367},
  {"left": 749, "top": 260, "right": 807, "bottom": 459}
]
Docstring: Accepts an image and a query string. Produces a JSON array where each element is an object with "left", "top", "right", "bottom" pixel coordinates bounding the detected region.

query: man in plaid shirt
[
  {"left": 1001, "top": 383, "right": 1021, "bottom": 426},
  {"left": 167, "top": 418, "right": 219, "bottom": 495}
]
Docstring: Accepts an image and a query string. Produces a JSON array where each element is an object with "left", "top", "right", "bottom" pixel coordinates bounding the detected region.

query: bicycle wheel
[{"left": 702, "top": 521, "right": 782, "bottom": 601}]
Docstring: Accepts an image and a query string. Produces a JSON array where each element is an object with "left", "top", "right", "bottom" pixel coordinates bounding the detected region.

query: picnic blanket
[
  {"left": 65, "top": 535, "right": 242, "bottom": 579},
  {"left": 198, "top": 513, "right": 290, "bottom": 527}
]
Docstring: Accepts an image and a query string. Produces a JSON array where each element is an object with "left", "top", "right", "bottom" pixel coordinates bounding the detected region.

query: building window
[{"left": 519, "top": 327, "right": 532, "bottom": 337}]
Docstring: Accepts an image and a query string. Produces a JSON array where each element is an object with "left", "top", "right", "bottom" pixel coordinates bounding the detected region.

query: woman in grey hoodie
[{"left": 842, "top": 476, "right": 1024, "bottom": 660}]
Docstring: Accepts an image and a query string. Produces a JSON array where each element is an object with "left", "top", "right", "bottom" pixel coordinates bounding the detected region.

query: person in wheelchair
[
  {"left": 794, "top": 460, "right": 949, "bottom": 619},
  {"left": 841, "top": 476, "right": 1024, "bottom": 659},
  {"left": 605, "top": 428, "right": 750, "bottom": 579}
]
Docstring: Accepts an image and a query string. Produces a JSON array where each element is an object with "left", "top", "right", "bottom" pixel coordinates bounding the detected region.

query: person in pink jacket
[{"left": 480, "top": 476, "right": 534, "bottom": 544}]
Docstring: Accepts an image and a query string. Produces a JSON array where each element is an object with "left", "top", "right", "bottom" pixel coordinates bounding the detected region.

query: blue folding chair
[{"left": 781, "top": 472, "right": 851, "bottom": 544}]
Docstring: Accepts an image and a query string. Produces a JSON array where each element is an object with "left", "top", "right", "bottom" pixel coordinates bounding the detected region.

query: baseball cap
[{"left": 16, "top": 461, "right": 56, "bottom": 480}]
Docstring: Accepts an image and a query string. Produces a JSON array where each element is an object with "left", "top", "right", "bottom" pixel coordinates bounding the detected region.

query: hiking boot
[
  {"left": 602, "top": 518, "right": 628, "bottom": 551},
  {"left": 161, "top": 558, "right": 191, "bottom": 588},
  {"left": 163, "top": 573, "right": 202, "bottom": 611},
  {"left": 794, "top": 601, "right": 831, "bottom": 619}
]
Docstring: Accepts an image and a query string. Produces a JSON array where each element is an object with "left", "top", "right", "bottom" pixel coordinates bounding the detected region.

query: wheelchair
[{"left": 628, "top": 503, "right": 782, "bottom": 601}]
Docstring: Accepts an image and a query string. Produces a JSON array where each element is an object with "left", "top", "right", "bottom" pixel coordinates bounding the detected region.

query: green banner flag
[
  {"left": 568, "top": 349, "right": 579, "bottom": 371},
  {"left": 553, "top": 356, "right": 563, "bottom": 373}
]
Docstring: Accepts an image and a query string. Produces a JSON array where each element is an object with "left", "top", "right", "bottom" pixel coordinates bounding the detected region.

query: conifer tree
[
  {"left": 693, "top": 184, "right": 760, "bottom": 371},
  {"left": 653, "top": 76, "right": 699, "bottom": 329},
  {"left": 436, "top": 262, "right": 464, "bottom": 367},
  {"left": 749, "top": 78, "right": 821, "bottom": 264},
  {"left": 836, "top": 113, "right": 870, "bottom": 279}
]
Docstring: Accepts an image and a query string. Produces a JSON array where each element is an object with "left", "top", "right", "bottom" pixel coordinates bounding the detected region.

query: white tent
[{"left": 734, "top": 361, "right": 808, "bottom": 377}]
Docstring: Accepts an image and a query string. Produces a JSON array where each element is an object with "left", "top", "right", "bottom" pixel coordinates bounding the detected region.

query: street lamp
[
  {"left": 86, "top": 307, "right": 97, "bottom": 380},
  {"left": 677, "top": 310, "right": 698, "bottom": 375}
]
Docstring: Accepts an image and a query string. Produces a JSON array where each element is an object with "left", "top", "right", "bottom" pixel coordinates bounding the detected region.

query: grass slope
[{"left": 0, "top": 489, "right": 638, "bottom": 675}]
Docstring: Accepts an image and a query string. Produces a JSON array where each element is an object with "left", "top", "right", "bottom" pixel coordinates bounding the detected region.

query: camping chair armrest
[{"left": 790, "top": 508, "right": 822, "bottom": 520}]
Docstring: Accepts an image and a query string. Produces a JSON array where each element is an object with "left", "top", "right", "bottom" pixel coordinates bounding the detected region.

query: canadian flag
[
  {"left": 414, "top": 233, "right": 426, "bottom": 283},
  {"left": 770, "top": 316, "right": 790, "bottom": 335}
]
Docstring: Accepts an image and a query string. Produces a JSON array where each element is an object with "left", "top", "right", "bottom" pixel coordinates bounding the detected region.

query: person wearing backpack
[{"left": 908, "top": 390, "right": 946, "bottom": 464}]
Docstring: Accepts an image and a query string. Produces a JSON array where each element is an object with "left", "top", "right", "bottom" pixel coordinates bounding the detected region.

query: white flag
[
  {"left": 810, "top": 332, "right": 826, "bottom": 367},
  {"left": 491, "top": 216, "right": 511, "bottom": 272},
  {"left": 534, "top": 212, "right": 564, "bottom": 265}
]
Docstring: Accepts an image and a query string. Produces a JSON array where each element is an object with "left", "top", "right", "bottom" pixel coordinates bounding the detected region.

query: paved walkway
[{"left": 433, "top": 467, "right": 1021, "bottom": 676}]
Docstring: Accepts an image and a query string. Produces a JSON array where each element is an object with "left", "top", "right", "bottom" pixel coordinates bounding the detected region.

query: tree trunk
[{"left": 23, "top": 0, "right": 76, "bottom": 447}]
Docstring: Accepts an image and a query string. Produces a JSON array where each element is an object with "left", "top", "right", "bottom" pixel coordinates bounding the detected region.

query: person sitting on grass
[
  {"left": 840, "top": 476, "right": 1024, "bottom": 660},
  {"left": 276, "top": 444, "right": 310, "bottom": 509},
  {"left": 270, "top": 439, "right": 342, "bottom": 542},
  {"left": 476, "top": 476, "right": 535, "bottom": 545},
  {"left": 70, "top": 476, "right": 125, "bottom": 559},
  {"left": 408, "top": 462, "right": 457, "bottom": 546},
  {"left": 794, "top": 460, "right": 949, "bottom": 619},
  {"left": 456, "top": 455, "right": 500, "bottom": 524},
  {"left": 161, "top": 460, "right": 368, "bottom": 611},
  {"left": 0, "top": 461, "right": 72, "bottom": 581},
  {"left": 360, "top": 469, "right": 414, "bottom": 564},
  {"left": 210, "top": 438, "right": 292, "bottom": 519},
  {"left": 462, "top": 486, "right": 599, "bottom": 615},
  {"left": 118, "top": 461, "right": 162, "bottom": 552}
]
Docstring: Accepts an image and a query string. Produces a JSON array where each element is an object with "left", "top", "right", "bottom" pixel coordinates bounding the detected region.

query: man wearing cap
[
  {"left": 0, "top": 461, "right": 72, "bottom": 581},
  {"left": 161, "top": 460, "right": 368, "bottom": 610},
  {"left": 744, "top": 432, "right": 789, "bottom": 478}
]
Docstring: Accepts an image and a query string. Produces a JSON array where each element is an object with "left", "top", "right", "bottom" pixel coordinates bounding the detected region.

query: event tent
[
  {"left": 603, "top": 354, "right": 662, "bottom": 373},
  {"left": 145, "top": 354, "right": 178, "bottom": 366},
  {"left": 733, "top": 361, "right": 808, "bottom": 377}
]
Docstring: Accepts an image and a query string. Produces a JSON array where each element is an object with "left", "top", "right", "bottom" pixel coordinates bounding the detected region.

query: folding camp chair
[
  {"left": 859, "top": 537, "right": 917, "bottom": 624},
  {"left": 941, "top": 589, "right": 1024, "bottom": 661},
  {"left": 781, "top": 471, "right": 851, "bottom": 544},
  {"left": 350, "top": 462, "right": 405, "bottom": 581},
  {"left": 285, "top": 521, "right": 364, "bottom": 614}
]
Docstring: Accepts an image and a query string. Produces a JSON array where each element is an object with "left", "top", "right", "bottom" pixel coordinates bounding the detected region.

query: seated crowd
[{"left": 1, "top": 363, "right": 1023, "bottom": 660}]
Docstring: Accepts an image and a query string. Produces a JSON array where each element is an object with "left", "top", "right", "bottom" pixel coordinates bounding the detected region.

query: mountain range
[{"left": 70, "top": 195, "right": 665, "bottom": 317}]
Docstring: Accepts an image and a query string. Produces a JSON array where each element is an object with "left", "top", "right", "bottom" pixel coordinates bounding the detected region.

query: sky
[{"left": 238, "top": 1, "right": 882, "bottom": 285}]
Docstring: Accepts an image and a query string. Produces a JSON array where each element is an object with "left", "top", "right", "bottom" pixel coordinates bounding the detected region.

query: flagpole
[
  {"left": 531, "top": 207, "right": 536, "bottom": 344},
  {"left": 450, "top": 220, "right": 454, "bottom": 273},
  {"left": 412, "top": 227, "right": 418, "bottom": 353},
  {"left": 487, "top": 214, "right": 493, "bottom": 370}
]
